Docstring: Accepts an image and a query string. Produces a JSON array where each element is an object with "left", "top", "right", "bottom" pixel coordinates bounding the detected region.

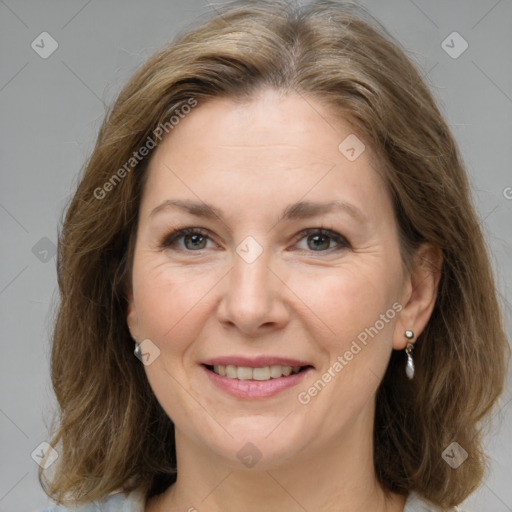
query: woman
[{"left": 39, "top": 1, "right": 509, "bottom": 511}]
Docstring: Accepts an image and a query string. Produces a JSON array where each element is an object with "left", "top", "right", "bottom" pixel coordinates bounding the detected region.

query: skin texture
[{"left": 126, "top": 88, "right": 441, "bottom": 512}]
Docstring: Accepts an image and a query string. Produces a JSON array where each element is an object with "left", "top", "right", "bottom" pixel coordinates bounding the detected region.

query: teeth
[
  {"left": 212, "top": 364, "right": 303, "bottom": 380},
  {"left": 237, "top": 366, "right": 253, "bottom": 380},
  {"left": 226, "top": 365, "right": 237, "bottom": 378},
  {"left": 270, "top": 365, "right": 283, "bottom": 378},
  {"left": 253, "top": 367, "right": 270, "bottom": 381},
  {"left": 282, "top": 366, "right": 292, "bottom": 376}
]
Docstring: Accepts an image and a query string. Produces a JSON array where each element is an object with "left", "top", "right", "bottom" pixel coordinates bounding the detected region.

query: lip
[
  {"left": 202, "top": 356, "right": 313, "bottom": 368},
  {"left": 201, "top": 364, "right": 314, "bottom": 399}
]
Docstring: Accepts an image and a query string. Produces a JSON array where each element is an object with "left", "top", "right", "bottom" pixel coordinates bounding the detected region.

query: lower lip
[{"left": 202, "top": 365, "right": 313, "bottom": 399}]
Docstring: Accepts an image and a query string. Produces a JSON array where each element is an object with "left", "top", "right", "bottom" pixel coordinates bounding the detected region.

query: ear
[
  {"left": 125, "top": 281, "right": 140, "bottom": 342},
  {"left": 393, "top": 242, "right": 443, "bottom": 350}
]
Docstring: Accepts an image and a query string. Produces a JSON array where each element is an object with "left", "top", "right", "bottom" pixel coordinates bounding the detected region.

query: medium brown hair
[{"left": 40, "top": 0, "right": 510, "bottom": 508}]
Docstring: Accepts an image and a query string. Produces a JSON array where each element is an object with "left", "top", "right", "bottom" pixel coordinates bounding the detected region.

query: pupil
[
  {"left": 309, "top": 234, "right": 329, "bottom": 251},
  {"left": 186, "top": 234, "right": 206, "bottom": 250}
]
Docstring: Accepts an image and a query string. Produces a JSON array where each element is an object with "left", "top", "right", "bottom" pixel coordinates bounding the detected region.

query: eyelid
[
  {"left": 160, "top": 226, "right": 350, "bottom": 252},
  {"left": 291, "top": 227, "right": 350, "bottom": 251},
  {"left": 161, "top": 227, "right": 214, "bottom": 248}
]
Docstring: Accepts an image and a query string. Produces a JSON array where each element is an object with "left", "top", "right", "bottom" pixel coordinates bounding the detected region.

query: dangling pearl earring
[
  {"left": 134, "top": 341, "right": 142, "bottom": 361},
  {"left": 404, "top": 330, "right": 415, "bottom": 379}
]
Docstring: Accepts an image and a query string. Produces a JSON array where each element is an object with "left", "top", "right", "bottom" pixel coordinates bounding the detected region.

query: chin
[{"left": 194, "top": 413, "right": 314, "bottom": 470}]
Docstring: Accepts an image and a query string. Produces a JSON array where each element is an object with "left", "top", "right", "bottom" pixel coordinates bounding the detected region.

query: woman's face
[{"left": 127, "top": 88, "right": 411, "bottom": 469}]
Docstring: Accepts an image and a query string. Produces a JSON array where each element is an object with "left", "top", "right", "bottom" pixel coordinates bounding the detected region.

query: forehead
[{"left": 141, "top": 89, "right": 389, "bottom": 219}]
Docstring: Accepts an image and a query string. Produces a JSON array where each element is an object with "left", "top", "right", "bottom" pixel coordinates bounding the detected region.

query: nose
[{"left": 216, "top": 247, "right": 290, "bottom": 337}]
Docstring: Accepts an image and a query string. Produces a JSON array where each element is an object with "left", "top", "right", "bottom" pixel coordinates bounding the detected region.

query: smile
[
  {"left": 208, "top": 364, "right": 305, "bottom": 380},
  {"left": 201, "top": 358, "right": 314, "bottom": 399}
]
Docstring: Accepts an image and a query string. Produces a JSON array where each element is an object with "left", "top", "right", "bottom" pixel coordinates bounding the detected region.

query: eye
[
  {"left": 161, "top": 227, "right": 214, "bottom": 251},
  {"left": 293, "top": 228, "right": 349, "bottom": 252},
  {"left": 161, "top": 227, "right": 349, "bottom": 253}
]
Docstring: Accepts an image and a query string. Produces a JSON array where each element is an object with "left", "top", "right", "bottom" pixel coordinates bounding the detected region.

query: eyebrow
[{"left": 149, "top": 198, "right": 366, "bottom": 224}]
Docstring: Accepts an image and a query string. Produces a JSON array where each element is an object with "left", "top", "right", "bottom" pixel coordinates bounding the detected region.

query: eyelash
[{"left": 160, "top": 226, "right": 350, "bottom": 253}]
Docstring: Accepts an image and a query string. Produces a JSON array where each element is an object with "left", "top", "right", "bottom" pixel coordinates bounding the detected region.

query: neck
[{"left": 146, "top": 404, "right": 406, "bottom": 512}]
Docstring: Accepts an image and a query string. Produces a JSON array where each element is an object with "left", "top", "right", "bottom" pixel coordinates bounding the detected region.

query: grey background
[{"left": 0, "top": 1, "right": 511, "bottom": 511}]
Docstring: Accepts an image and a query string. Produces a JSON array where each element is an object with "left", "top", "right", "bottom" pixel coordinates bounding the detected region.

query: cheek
[
  {"left": 294, "top": 266, "right": 400, "bottom": 429},
  {"left": 132, "top": 259, "right": 217, "bottom": 418},
  {"left": 291, "top": 259, "right": 399, "bottom": 347},
  {"left": 132, "top": 256, "right": 218, "bottom": 349}
]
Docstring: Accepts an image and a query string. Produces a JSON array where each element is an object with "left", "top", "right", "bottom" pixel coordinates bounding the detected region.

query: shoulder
[
  {"left": 39, "top": 489, "right": 145, "bottom": 512},
  {"left": 404, "top": 491, "right": 469, "bottom": 512}
]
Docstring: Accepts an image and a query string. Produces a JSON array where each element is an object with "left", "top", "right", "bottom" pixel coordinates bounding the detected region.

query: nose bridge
[
  {"left": 231, "top": 243, "right": 274, "bottom": 309},
  {"left": 217, "top": 238, "right": 289, "bottom": 333},
  {"left": 232, "top": 245, "right": 272, "bottom": 298}
]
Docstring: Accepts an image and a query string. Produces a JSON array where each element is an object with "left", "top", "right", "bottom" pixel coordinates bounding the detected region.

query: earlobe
[
  {"left": 392, "top": 242, "right": 443, "bottom": 350},
  {"left": 126, "top": 306, "right": 137, "bottom": 341}
]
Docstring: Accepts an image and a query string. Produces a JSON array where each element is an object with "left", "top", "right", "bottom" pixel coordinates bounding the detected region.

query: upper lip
[{"left": 202, "top": 356, "right": 314, "bottom": 368}]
